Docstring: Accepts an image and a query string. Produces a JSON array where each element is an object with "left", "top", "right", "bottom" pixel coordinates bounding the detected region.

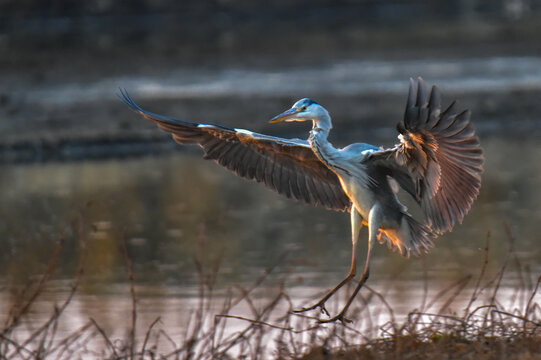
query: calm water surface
[{"left": 1, "top": 129, "right": 540, "bottom": 343}]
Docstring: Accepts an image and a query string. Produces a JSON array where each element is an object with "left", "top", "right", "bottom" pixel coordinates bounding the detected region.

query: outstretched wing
[
  {"left": 366, "top": 78, "right": 483, "bottom": 233},
  {"left": 120, "top": 89, "right": 351, "bottom": 212}
]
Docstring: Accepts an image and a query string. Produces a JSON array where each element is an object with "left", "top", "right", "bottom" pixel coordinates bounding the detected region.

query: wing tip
[
  {"left": 117, "top": 87, "right": 142, "bottom": 112},
  {"left": 118, "top": 89, "right": 197, "bottom": 128}
]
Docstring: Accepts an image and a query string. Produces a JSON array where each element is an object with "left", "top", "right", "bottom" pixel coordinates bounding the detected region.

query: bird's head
[{"left": 269, "top": 98, "right": 330, "bottom": 129}]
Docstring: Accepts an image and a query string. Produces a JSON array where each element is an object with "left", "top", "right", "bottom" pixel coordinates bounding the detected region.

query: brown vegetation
[{"left": 1, "top": 217, "right": 540, "bottom": 359}]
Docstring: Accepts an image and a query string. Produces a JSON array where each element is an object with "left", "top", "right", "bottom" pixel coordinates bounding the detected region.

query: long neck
[
  {"left": 308, "top": 111, "right": 332, "bottom": 144},
  {"left": 309, "top": 116, "right": 338, "bottom": 170}
]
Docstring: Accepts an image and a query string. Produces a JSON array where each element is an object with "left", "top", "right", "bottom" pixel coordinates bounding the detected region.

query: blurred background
[{"left": 1, "top": 0, "right": 541, "bottom": 341}]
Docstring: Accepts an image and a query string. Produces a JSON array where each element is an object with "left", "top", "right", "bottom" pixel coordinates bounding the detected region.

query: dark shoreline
[
  {"left": 2, "top": 2, "right": 541, "bottom": 164},
  {"left": 1, "top": 86, "right": 540, "bottom": 164}
]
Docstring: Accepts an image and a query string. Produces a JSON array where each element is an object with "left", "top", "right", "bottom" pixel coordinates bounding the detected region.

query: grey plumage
[
  {"left": 120, "top": 77, "right": 483, "bottom": 322},
  {"left": 119, "top": 89, "right": 350, "bottom": 211},
  {"left": 367, "top": 78, "right": 483, "bottom": 234}
]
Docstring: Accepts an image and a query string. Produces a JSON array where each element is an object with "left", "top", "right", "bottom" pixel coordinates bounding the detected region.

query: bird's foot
[
  {"left": 293, "top": 304, "right": 352, "bottom": 324},
  {"left": 292, "top": 303, "right": 330, "bottom": 317},
  {"left": 318, "top": 311, "right": 352, "bottom": 324}
]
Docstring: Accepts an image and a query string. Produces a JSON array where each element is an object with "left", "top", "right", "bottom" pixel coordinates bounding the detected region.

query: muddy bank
[
  {"left": 2, "top": 68, "right": 541, "bottom": 163},
  {"left": 2, "top": 1, "right": 541, "bottom": 162},
  {"left": 1, "top": 82, "right": 541, "bottom": 163}
]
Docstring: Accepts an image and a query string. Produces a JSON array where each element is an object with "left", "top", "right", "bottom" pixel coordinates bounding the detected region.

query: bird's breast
[{"left": 337, "top": 174, "right": 374, "bottom": 218}]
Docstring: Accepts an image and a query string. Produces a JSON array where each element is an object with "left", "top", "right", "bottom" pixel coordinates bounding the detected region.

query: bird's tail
[{"left": 377, "top": 215, "right": 435, "bottom": 258}]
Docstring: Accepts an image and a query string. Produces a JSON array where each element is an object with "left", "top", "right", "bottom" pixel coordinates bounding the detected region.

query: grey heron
[{"left": 120, "top": 77, "right": 483, "bottom": 323}]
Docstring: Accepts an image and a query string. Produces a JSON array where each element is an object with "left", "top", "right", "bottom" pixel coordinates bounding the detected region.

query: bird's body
[
  {"left": 121, "top": 77, "right": 483, "bottom": 322},
  {"left": 275, "top": 96, "right": 437, "bottom": 258}
]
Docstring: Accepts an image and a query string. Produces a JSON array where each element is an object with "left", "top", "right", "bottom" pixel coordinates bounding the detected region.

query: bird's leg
[
  {"left": 320, "top": 204, "right": 380, "bottom": 324},
  {"left": 293, "top": 206, "right": 362, "bottom": 316}
]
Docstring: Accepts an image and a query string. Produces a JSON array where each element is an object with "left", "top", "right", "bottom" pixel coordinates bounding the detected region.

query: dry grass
[{"left": 1, "top": 218, "right": 540, "bottom": 359}]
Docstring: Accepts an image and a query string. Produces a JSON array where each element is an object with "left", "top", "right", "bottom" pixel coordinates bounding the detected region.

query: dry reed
[{"left": 0, "top": 218, "right": 540, "bottom": 360}]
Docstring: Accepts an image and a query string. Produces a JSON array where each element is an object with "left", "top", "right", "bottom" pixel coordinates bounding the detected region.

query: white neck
[
  {"left": 311, "top": 109, "right": 332, "bottom": 134},
  {"left": 309, "top": 118, "right": 338, "bottom": 170}
]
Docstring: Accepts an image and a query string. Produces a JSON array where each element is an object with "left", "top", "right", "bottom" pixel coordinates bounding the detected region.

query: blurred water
[
  {"left": 16, "top": 56, "right": 541, "bottom": 106},
  {"left": 0, "top": 131, "right": 540, "bottom": 339},
  {"left": 1, "top": 55, "right": 541, "bottom": 348}
]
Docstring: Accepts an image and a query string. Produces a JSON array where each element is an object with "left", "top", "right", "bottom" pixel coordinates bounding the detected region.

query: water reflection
[{"left": 0, "top": 132, "right": 540, "bottom": 341}]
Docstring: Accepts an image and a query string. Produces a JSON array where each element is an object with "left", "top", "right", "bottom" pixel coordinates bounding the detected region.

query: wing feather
[
  {"left": 119, "top": 89, "right": 350, "bottom": 212},
  {"left": 367, "top": 78, "right": 483, "bottom": 233}
]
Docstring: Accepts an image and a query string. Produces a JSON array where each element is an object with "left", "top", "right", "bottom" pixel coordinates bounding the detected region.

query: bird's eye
[{"left": 299, "top": 105, "right": 307, "bottom": 111}]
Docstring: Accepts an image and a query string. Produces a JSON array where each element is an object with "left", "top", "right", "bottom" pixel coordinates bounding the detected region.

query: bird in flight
[{"left": 120, "top": 77, "right": 483, "bottom": 323}]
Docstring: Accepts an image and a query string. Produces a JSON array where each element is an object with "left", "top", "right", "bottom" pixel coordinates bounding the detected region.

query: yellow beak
[{"left": 269, "top": 108, "right": 298, "bottom": 123}]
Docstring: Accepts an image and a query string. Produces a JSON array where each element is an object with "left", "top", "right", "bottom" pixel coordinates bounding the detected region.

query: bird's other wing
[
  {"left": 119, "top": 89, "right": 351, "bottom": 212},
  {"left": 339, "top": 142, "right": 380, "bottom": 162},
  {"left": 365, "top": 78, "right": 484, "bottom": 233}
]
